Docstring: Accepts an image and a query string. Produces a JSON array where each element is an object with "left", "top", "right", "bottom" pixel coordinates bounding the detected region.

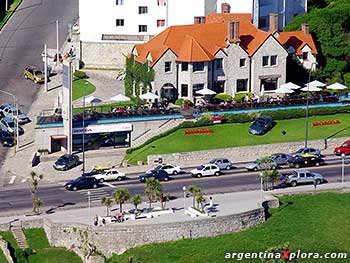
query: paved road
[
  {"left": 0, "top": 159, "right": 346, "bottom": 215},
  {"left": 0, "top": 0, "right": 78, "bottom": 170}
]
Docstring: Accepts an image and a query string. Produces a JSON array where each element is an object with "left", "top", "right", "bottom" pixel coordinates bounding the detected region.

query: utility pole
[
  {"left": 44, "top": 44, "right": 48, "bottom": 92},
  {"left": 56, "top": 20, "right": 59, "bottom": 65},
  {"left": 5, "top": 0, "right": 8, "bottom": 11}
]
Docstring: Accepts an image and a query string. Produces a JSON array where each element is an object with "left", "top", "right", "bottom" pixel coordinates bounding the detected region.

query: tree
[
  {"left": 100, "top": 196, "right": 113, "bottom": 216},
  {"left": 30, "top": 171, "right": 43, "bottom": 214},
  {"left": 157, "top": 192, "right": 171, "bottom": 210},
  {"left": 132, "top": 194, "right": 142, "bottom": 211},
  {"left": 113, "top": 188, "right": 130, "bottom": 213},
  {"left": 257, "top": 157, "right": 279, "bottom": 190},
  {"left": 195, "top": 192, "right": 206, "bottom": 213},
  {"left": 188, "top": 185, "right": 201, "bottom": 209},
  {"left": 144, "top": 177, "right": 161, "bottom": 209}
]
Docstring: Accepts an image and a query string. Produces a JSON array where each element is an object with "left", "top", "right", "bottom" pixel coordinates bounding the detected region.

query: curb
[{"left": 0, "top": 0, "right": 23, "bottom": 31}]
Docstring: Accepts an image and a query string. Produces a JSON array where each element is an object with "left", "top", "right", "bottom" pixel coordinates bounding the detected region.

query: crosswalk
[{"left": 79, "top": 188, "right": 111, "bottom": 203}]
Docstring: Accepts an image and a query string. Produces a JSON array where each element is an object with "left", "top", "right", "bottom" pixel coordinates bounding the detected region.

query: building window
[
  {"left": 157, "top": 0, "right": 166, "bottom": 5},
  {"left": 270, "top": 55, "right": 277, "bottom": 66},
  {"left": 193, "top": 84, "right": 204, "bottom": 94},
  {"left": 237, "top": 79, "right": 248, "bottom": 92},
  {"left": 181, "top": 84, "right": 188, "bottom": 97},
  {"left": 261, "top": 78, "right": 278, "bottom": 91},
  {"left": 213, "top": 81, "right": 225, "bottom": 93},
  {"left": 239, "top": 58, "right": 246, "bottom": 67},
  {"left": 116, "top": 19, "right": 124, "bottom": 26},
  {"left": 259, "top": 17, "right": 267, "bottom": 28},
  {"left": 138, "top": 25, "right": 147, "bottom": 32},
  {"left": 193, "top": 62, "right": 204, "bottom": 72},
  {"left": 165, "top": 61, "right": 172, "bottom": 73},
  {"left": 215, "top": 58, "right": 223, "bottom": 70},
  {"left": 116, "top": 0, "right": 124, "bottom": 5},
  {"left": 157, "top": 19, "right": 165, "bottom": 27},
  {"left": 302, "top": 52, "right": 308, "bottom": 60},
  {"left": 181, "top": 62, "right": 188, "bottom": 71},
  {"left": 262, "top": 56, "right": 269, "bottom": 67},
  {"left": 139, "top": 6, "right": 148, "bottom": 14}
]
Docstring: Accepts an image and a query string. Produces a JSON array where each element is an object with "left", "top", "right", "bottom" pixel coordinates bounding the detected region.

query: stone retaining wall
[
  {"left": 44, "top": 208, "right": 264, "bottom": 257},
  {"left": 148, "top": 137, "right": 346, "bottom": 165},
  {"left": 0, "top": 238, "right": 13, "bottom": 263}
]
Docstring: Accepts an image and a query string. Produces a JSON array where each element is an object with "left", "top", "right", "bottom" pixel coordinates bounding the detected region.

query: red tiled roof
[{"left": 278, "top": 31, "right": 318, "bottom": 55}]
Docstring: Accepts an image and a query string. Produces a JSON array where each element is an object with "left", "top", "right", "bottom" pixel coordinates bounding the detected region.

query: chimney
[
  {"left": 228, "top": 20, "right": 240, "bottom": 42},
  {"left": 194, "top": 16, "right": 206, "bottom": 24},
  {"left": 301, "top": 23, "right": 309, "bottom": 36},
  {"left": 269, "top": 13, "right": 279, "bottom": 32},
  {"left": 221, "top": 3, "right": 231, "bottom": 13}
]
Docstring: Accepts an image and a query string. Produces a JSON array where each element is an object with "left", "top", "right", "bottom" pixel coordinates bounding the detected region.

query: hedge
[
  {"left": 73, "top": 70, "right": 88, "bottom": 79},
  {"left": 125, "top": 105, "right": 350, "bottom": 155},
  {"left": 234, "top": 92, "right": 252, "bottom": 102},
  {"left": 214, "top": 93, "right": 233, "bottom": 102},
  {"left": 175, "top": 98, "right": 193, "bottom": 106}
]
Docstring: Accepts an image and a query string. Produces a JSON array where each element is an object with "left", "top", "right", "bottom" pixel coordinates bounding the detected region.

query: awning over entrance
[{"left": 51, "top": 135, "right": 67, "bottom": 141}]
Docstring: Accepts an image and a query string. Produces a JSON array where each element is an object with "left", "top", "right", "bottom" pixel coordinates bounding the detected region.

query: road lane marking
[
  {"left": 8, "top": 176, "right": 16, "bottom": 185},
  {"left": 102, "top": 182, "right": 116, "bottom": 188}
]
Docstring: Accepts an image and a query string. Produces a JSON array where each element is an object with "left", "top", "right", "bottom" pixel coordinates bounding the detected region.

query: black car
[
  {"left": 64, "top": 176, "right": 100, "bottom": 191},
  {"left": 288, "top": 156, "right": 325, "bottom": 169},
  {"left": 53, "top": 154, "right": 80, "bottom": 171},
  {"left": 0, "top": 130, "right": 14, "bottom": 147},
  {"left": 139, "top": 170, "right": 170, "bottom": 183},
  {"left": 248, "top": 115, "right": 273, "bottom": 135}
]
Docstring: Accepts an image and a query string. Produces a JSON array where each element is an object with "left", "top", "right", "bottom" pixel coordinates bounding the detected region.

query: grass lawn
[
  {"left": 126, "top": 113, "right": 350, "bottom": 164},
  {"left": 24, "top": 228, "right": 50, "bottom": 249},
  {"left": 0, "top": 249, "right": 8, "bottom": 263},
  {"left": 0, "top": 231, "right": 18, "bottom": 249},
  {"left": 72, "top": 79, "right": 96, "bottom": 101},
  {"left": 107, "top": 192, "right": 350, "bottom": 263},
  {"left": 28, "top": 248, "right": 82, "bottom": 263},
  {"left": 0, "top": 0, "right": 23, "bottom": 30}
]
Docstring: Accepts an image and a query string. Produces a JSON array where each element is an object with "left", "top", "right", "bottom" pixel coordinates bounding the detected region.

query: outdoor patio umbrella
[
  {"left": 304, "top": 80, "right": 326, "bottom": 89},
  {"left": 110, "top": 94, "right": 131, "bottom": 102},
  {"left": 82, "top": 96, "right": 103, "bottom": 104},
  {"left": 300, "top": 86, "right": 322, "bottom": 92},
  {"left": 196, "top": 88, "right": 216, "bottom": 95},
  {"left": 139, "top": 91, "right": 159, "bottom": 100},
  {"left": 326, "top": 82, "right": 347, "bottom": 90},
  {"left": 279, "top": 82, "right": 301, "bottom": 90},
  {"left": 274, "top": 86, "right": 294, "bottom": 94}
]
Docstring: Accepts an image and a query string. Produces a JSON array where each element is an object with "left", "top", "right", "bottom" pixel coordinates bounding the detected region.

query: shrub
[
  {"left": 234, "top": 92, "right": 252, "bottom": 102},
  {"left": 214, "top": 93, "right": 233, "bottom": 102},
  {"left": 73, "top": 70, "right": 88, "bottom": 79},
  {"left": 175, "top": 98, "right": 193, "bottom": 106}
]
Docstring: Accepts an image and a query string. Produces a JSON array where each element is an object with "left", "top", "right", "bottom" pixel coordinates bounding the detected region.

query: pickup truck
[{"left": 281, "top": 170, "right": 324, "bottom": 187}]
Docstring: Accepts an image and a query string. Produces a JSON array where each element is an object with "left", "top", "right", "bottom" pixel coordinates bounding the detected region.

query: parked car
[
  {"left": 139, "top": 170, "right": 170, "bottom": 182},
  {"left": 281, "top": 170, "right": 324, "bottom": 187},
  {"left": 146, "top": 164, "right": 182, "bottom": 175},
  {"left": 292, "top": 148, "right": 321, "bottom": 157},
  {"left": 334, "top": 140, "right": 350, "bottom": 156},
  {"left": 248, "top": 115, "right": 273, "bottom": 135},
  {"left": 23, "top": 66, "right": 45, "bottom": 83},
  {"left": 270, "top": 153, "right": 293, "bottom": 166},
  {"left": 245, "top": 159, "right": 277, "bottom": 171},
  {"left": 53, "top": 154, "right": 80, "bottom": 171},
  {"left": 287, "top": 155, "right": 325, "bottom": 169},
  {"left": 93, "top": 168, "right": 126, "bottom": 182},
  {"left": 64, "top": 176, "right": 100, "bottom": 191},
  {"left": 0, "top": 130, "right": 14, "bottom": 147},
  {"left": 190, "top": 164, "right": 220, "bottom": 178},
  {"left": 0, "top": 104, "right": 30, "bottom": 124},
  {"left": 0, "top": 117, "right": 24, "bottom": 135},
  {"left": 209, "top": 158, "right": 233, "bottom": 170}
]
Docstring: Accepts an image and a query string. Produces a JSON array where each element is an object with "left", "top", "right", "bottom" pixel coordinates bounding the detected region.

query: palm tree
[
  {"left": 101, "top": 196, "right": 114, "bottom": 216},
  {"left": 30, "top": 171, "right": 43, "bottom": 214},
  {"left": 132, "top": 194, "right": 142, "bottom": 211},
  {"left": 34, "top": 198, "right": 43, "bottom": 214},
  {"left": 257, "top": 156, "right": 277, "bottom": 190},
  {"left": 113, "top": 188, "right": 130, "bottom": 213},
  {"left": 145, "top": 177, "right": 161, "bottom": 209},
  {"left": 195, "top": 192, "right": 206, "bottom": 213},
  {"left": 188, "top": 185, "right": 201, "bottom": 208}
]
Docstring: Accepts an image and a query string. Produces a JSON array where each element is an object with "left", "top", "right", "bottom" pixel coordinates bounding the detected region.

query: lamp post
[
  {"left": 0, "top": 89, "right": 19, "bottom": 152},
  {"left": 304, "top": 62, "right": 317, "bottom": 148},
  {"left": 56, "top": 20, "right": 59, "bottom": 66},
  {"left": 43, "top": 44, "right": 48, "bottom": 92},
  {"left": 87, "top": 190, "right": 91, "bottom": 223},
  {"left": 182, "top": 186, "right": 186, "bottom": 212},
  {"left": 259, "top": 172, "right": 263, "bottom": 207},
  {"left": 341, "top": 153, "right": 345, "bottom": 188},
  {"left": 82, "top": 82, "right": 87, "bottom": 176}
]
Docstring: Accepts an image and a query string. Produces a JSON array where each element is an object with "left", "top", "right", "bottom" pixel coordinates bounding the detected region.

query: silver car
[
  {"left": 282, "top": 170, "right": 324, "bottom": 187},
  {"left": 0, "top": 104, "right": 30, "bottom": 124},
  {"left": 209, "top": 158, "right": 233, "bottom": 170},
  {"left": 245, "top": 159, "right": 277, "bottom": 171}
]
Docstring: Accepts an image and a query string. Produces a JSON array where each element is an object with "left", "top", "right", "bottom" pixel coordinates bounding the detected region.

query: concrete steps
[
  {"left": 132, "top": 118, "right": 185, "bottom": 147},
  {"left": 10, "top": 226, "right": 28, "bottom": 249}
]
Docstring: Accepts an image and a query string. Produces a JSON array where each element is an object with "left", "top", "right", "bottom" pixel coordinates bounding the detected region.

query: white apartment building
[{"left": 79, "top": 0, "right": 217, "bottom": 43}]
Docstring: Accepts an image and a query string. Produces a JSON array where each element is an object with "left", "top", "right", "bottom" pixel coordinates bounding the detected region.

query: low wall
[
  {"left": 44, "top": 208, "right": 264, "bottom": 257},
  {"left": 147, "top": 137, "right": 346, "bottom": 165},
  {"left": 0, "top": 238, "right": 13, "bottom": 263}
]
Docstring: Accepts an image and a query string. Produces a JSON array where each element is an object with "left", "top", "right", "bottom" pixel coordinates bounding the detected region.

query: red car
[{"left": 334, "top": 140, "right": 350, "bottom": 156}]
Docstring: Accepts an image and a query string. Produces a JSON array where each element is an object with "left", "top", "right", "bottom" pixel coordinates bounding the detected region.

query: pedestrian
[
  {"left": 313, "top": 178, "right": 318, "bottom": 189},
  {"left": 102, "top": 218, "right": 106, "bottom": 226},
  {"left": 69, "top": 45, "right": 75, "bottom": 57},
  {"left": 208, "top": 196, "right": 213, "bottom": 208},
  {"left": 94, "top": 215, "right": 98, "bottom": 226}
]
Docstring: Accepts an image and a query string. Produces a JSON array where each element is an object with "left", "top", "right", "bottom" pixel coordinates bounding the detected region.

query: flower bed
[
  {"left": 184, "top": 129, "right": 214, "bottom": 135},
  {"left": 312, "top": 120, "right": 341, "bottom": 126}
]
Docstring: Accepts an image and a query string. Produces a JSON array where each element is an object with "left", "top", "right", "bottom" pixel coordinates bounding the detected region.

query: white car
[
  {"left": 93, "top": 169, "right": 126, "bottom": 182},
  {"left": 190, "top": 164, "right": 220, "bottom": 178},
  {"left": 147, "top": 164, "right": 182, "bottom": 175}
]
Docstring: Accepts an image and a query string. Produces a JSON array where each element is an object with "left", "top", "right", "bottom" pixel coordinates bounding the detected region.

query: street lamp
[
  {"left": 341, "top": 153, "right": 345, "bottom": 188},
  {"left": 87, "top": 190, "right": 91, "bottom": 223},
  {"left": 182, "top": 186, "right": 187, "bottom": 212},
  {"left": 259, "top": 172, "right": 263, "bottom": 208},
  {"left": 81, "top": 82, "right": 88, "bottom": 176},
  {"left": 304, "top": 62, "right": 317, "bottom": 148},
  {"left": 0, "top": 89, "right": 19, "bottom": 152}
]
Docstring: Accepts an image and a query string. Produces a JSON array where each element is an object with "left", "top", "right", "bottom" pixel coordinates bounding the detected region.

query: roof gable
[{"left": 278, "top": 31, "right": 318, "bottom": 55}]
